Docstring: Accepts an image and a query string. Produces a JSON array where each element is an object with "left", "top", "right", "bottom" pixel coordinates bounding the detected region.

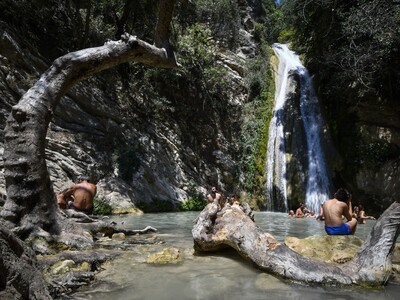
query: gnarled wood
[
  {"left": 192, "top": 201, "right": 400, "bottom": 287},
  {"left": 0, "top": 220, "right": 51, "bottom": 299}
]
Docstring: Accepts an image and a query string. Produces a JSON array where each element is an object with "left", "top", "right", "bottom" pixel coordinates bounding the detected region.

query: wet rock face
[{"left": 146, "top": 247, "right": 181, "bottom": 264}]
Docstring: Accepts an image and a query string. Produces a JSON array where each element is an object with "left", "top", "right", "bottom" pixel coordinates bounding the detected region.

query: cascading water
[{"left": 266, "top": 43, "right": 331, "bottom": 213}]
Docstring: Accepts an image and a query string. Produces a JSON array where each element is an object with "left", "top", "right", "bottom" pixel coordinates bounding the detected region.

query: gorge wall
[{"left": 0, "top": 1, "right": 265, "bottom": 212}]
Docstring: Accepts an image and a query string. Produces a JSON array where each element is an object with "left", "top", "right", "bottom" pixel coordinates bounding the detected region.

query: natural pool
[{"left": 73, "top": 211, "right": 400, "bottom": 300}]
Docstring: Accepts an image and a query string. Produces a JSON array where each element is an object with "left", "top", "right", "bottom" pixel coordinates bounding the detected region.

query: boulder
[
  {"left": 285, "top": 235, "right": 400, "bottom": 283},
  {"left": 147, "top": 247, "right": 181, "bottom": 264}
]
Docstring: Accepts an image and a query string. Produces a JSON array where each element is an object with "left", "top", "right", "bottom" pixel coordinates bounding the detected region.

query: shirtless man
[
  {"left": 323, "top": 188, "right": 357, "bottom": 235},
  {"left": 64, "top": 175, "right": 97, "bottom": 215},
  {"left": 206, "top": 186, "right": 224, "bottom": 208}
]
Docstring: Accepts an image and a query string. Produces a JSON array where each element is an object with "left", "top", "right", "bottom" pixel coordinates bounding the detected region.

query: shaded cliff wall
[{"left": 0, "top": 1, "right": 273, "bottom": 210}]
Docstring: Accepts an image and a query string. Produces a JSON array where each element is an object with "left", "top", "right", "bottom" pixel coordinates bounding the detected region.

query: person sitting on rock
[
  {"left": 227, "top": 194, "right": 241, "bottom": 207},
  {"left": 206, "top": 186, "right": 224, "bottom": 209},
  {"left": 64, "top": 175, "right": 97, "bottom": 215},
  {"left": 323, "top": 188, "right": 357, "bottom": 235}
]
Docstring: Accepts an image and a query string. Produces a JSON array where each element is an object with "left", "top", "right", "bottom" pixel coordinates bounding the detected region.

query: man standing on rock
[
  {"left": 323, "top": 188, "right": 357, "bottom": 235},
  {"left": 64, "top": 175, "right": 97, "bottom": 215}
]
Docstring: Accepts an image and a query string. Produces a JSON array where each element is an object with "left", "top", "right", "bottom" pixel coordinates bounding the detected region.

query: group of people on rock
[
  {"left": 289, "top": 188, "right": 376, "bottom": 236},
  {"left": 206, "top": 186, "right": 255, "bottom": 222},
  {"left": 56, "top": 175, "right": 97, "bottom": 215},
  {"left": 206, "top": 186, "right": 241, "bottom": 209}
]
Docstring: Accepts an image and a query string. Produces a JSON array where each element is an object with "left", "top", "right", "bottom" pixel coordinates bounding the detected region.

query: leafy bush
[
  {"left": 93, "top": 197, "right": 113, "bottom": 215},
  {"left": 179, "top": 179, "right": 206, "bottom": 211},
  {"left": 194, "top": 0, "right": 240, "bottom": 50},
  {"left": 112, "top": 144, "right": 141, "bottom": 182},
  {"left": 179, "top": 198, "right": 206, "bottom": 211},
  {"left": 239, "top": 45, "right": 275, "bottom": 201}
]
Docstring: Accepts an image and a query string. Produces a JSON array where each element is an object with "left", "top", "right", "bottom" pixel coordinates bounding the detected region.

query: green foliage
[
  {"left": 178, "top": 24, "right": 217, "bottom": 69},
  {"left": 93, "top": 197, "right": 113, "bottom": 215},
  {"left": 259, "top": 0, "right": 286, "bottom": 43},
  {"left": 277, "top": 27, "right": 296, "bottom": 44},
  {"left": 179, "top": 198, "right": 206, "bottom": 211},
  {"left": 112, "top": 144, "right": 141, "bottom": 182},
  {"left": 177, "top": 23, "right": 230, "bottom": 111},
  {"left": 355, "top": 141, "right": 399, "bottom": 168},
  {"left": 194, "top": 0, "right": 241, "bottom": 49},
  {"left": 179, "top": 179, "right": 206, "bottom": 211},
  {"left": 239, "top": 46, "right": 275, "bottom": 201},
  {"left": 283, "top": 0, "right": 400, "bottom": 100}
]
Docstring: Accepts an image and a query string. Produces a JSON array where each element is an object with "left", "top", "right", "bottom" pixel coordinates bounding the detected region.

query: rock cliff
[{"left": 0, "top": 1, "right": 262, "bottom": 211}]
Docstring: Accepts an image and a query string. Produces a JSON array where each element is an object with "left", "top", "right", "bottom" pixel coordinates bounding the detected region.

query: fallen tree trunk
[{"left": 192, "top": 201, "right": 400, "bottom": 287}]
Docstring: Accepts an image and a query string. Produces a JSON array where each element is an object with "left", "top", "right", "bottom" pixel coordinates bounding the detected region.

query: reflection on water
[{"left": 73, "top": 212, "right": 399, "bottom": 300}]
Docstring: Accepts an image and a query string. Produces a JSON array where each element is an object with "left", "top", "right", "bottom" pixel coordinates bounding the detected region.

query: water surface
[{"left": 73, "top": 211, "right": 399, "bottom": 300}]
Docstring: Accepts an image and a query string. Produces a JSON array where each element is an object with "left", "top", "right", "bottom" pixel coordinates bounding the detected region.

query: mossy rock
[
  {"left": 147, "top": 247, "right": 181, "bottom": 264},
  {"left": 284, "top": 235, "right": 363, "bottom": 264},
  {"left": 285, "top": 236, "right": 400, "bottom": 283},
  {"left": 50, "top": 260, "right": 91, "bottom": 275}
]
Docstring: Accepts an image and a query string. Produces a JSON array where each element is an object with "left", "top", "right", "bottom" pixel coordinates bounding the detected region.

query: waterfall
[{"left": 266, "top": 44, "right": 331, "bottom": 213}]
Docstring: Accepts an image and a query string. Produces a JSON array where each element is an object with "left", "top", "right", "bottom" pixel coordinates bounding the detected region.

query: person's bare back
[
  {"left": 323, "top": 188, "right": 357, "bottom": 235},
  {"left": 323, "top": 199, "right": 350, "bottom": 226},
  {"left": 65, "top": 176, "right": 97, "bottom": 214}
]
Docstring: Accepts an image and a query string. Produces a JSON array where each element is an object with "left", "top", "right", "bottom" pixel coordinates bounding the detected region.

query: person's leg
[{"left": 347, "top": 218, "right": 358, "bottom": 234}]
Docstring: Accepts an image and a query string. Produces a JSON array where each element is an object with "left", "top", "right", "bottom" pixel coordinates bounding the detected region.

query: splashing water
[{"left": 266, "top": 44, "right": 331, "bottom": 213}]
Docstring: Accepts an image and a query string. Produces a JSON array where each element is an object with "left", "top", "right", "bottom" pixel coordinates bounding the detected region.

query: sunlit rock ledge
[{"left": 285, "top": 235, "right": 400, "bottom": 283}]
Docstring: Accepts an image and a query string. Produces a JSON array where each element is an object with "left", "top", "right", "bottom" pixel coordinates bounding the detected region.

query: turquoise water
[{"left": 73, "top": 211, "right": 399, "bottom": 300}]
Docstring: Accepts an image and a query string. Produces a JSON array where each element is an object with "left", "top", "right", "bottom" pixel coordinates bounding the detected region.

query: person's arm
[
  {"left": 343, "top": 203, "right": 353, "bottom": 222},
  {"left": 359, "top": 210, "right": 374, "bottom": 220},
  {"left": 63, "top": 184, "right": 76, "bottom": 199},
  {"left": 206, "top": 194, "right": 212, "bottom": 203},
  {"left": 348, "top": 195, "right": 353, "bottom": 217}
]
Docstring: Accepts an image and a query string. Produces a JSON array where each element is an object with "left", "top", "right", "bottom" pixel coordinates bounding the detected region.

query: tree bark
[
  {"left": 154, "top": 0, "right": 175, "bottom": 58},
  {"left": 0, "top": 220, "right": 51, "bottom": 299},
  {"left": 192, "top": 201, "right": 400, "bottom": 287}
]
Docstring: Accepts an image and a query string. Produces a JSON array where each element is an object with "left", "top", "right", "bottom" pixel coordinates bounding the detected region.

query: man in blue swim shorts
[{"left": 322, "top": 188, "right": 357, "bottom": 235}]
